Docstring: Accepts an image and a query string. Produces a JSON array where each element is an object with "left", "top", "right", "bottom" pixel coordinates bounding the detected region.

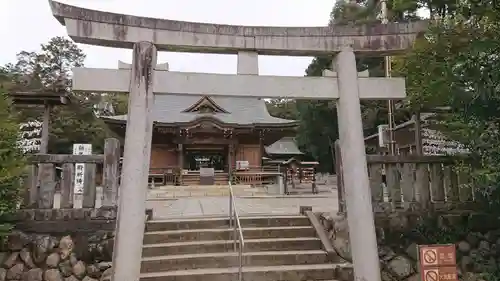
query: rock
[
  {"left": 97, "top": 262, "right": 112, "bottom": 271},
  {"left": 491, "top": 243, "right": 499, "bottom": 257},
  {"left": 332, "top": 216, "right": 349, "bottom": 234},
  {"left": 19, "top": 248, "right": 36, "bottom": 269},
  {"left": 388, "top": 215, "right": 409, "bottom": 231},
  {"left": 46, "top": 253, "right": 61, "bottom": 268},
  {"left": 387, "top": 255, "right": 414, "bottom": 278},
  {"left": 331, "top": 236, "right": 351, "bottom": 261},
  {"left": 478, "top": 240, "right": 490, "bottom": 250},
  {"left": 334, "top": 266, "right": 353, "bottom": 281},
  {"left": 473, "top": 256, "right": 497, "bottom": 273},
  {"left": 59, "top": 236, "right": 74, "bottom": 260},
  {"left": 0, "top": 253, "right": 6, "bottom": 265},
  {"left": 32, "top": 235, "right": 57, "bottom": 264},
  {"left": 69, "top": 254, "right": 78, "bottom": 266},
  {"left": 64, "top": 276, "right": 79, "bottom": 281},
  {"left": 3, "top": 252, "right": 19, "bottom": 268},
  {"left": 82, "top": 277, "right": 98, "bottom": 281},
  {"left": 100, "top": 268, "right": 112, "bottom": 281},
  {"left": 405, "top": 243, "right": 418, "bottom": 260},
  {"left": 458, "top": 241, "right": 471, "bottom": 253},
  {"left": 87, "top": 265, "right": 101, "bottom": 278},
  {"left": 466, "top": 233, "right": 480, "bottom": 247},
  {"left": 460, "top": 255, "right": 474, "bottom": 272},
  {"left": 469, "top": 249, "right": 480, "bottom": 260},
  {"left": 7, "top": 231, "right": 31, "bottom": 251},
  {"left": 35, "top": 235, "right": 58, "bottom": 253},
  {"left": 22, "top": 268, "right": 43, "bottom": 281},
  {"left": 406, "top": 274, "right": 422, "bottom": 281},
  {"left": 379, "top": 246, "right": 396, "bottom": 262},
  {"left": 381, "top": 270, "right": 396, "bottom": 281},
  {"left": 320, "top": 213, "right": 334, "bottom": 232},
  {"left": 462, "top": 272, "right": 479, "bottom": 281},
  {"left": 44, "top": 269, "right": 63, "bottom": 281},
  {"left": 6, "top": 263, "right": 25, "bottom": 280},
  {"left": 484, "top": 230, "right": 500, "bottom": 243},
  {"left": 0, "top": 268, "right": 6, "bottom": 281},
  {"left": 59, "top": 260, "right": 73, "bottom": 277},
  {"left": 73, "top": 261, "right": 86, "bottom": 278}
]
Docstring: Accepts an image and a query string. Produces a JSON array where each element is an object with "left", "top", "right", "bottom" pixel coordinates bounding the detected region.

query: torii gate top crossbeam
[{"left": 48, "top": 0, "right": 428, "bottom": 56}]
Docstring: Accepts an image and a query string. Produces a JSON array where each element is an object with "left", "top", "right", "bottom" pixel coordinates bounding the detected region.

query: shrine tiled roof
[
  {"left": 265, "top": 137, "right": 304, "bottom": 155},
  {"left": 102, "top": 95, "right": 297, "bottom": 126}
]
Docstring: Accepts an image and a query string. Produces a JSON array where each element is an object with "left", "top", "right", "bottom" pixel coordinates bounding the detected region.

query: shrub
[{"left": 0, "top": 90, "right": 26, "bottom": 240}]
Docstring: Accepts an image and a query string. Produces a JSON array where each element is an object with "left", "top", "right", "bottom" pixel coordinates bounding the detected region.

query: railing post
[{"left": 103, "top": 138, "right": 121, "bottom": 206}]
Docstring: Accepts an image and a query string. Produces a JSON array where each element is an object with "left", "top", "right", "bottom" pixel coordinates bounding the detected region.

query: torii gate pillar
[
  {"left": 335, "top": 47, "right": 381, "bottom": 281},
  {"left": 111, "top": 42, "right": 158, "bottom": 281}
]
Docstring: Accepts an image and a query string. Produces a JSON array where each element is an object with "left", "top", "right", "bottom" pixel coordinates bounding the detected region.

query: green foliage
[
  {"left": 265, "top": 99, "right": 298, "bottom": 120},
  {"left": 0, "top": 90, "right": 26, "bottom": 239},
  {"left": 3, "top": 37, "right": 122, "bottom": 154},
  {"left": 395, "top": 12, "right": 500, "bottom": 207}
]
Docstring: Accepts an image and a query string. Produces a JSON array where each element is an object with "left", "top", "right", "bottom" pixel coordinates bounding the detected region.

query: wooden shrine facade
[{"left": 103, "top": 95, "right": 297, "bottom": 185}]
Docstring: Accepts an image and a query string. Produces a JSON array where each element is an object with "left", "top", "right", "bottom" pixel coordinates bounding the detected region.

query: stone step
[
  {"left": 143, "top": 226, "right": 315, "bottom": 244},
  {"left": 145, "top": 215, "right": 310, "bottom": 232},
  {"left": 142, "top": 237, "right": 322, "bottom": 257},
  {"left": 139, "top": 263, "right": 351, "bottom": 281},
  {"left": 141, "top": 250, "right": 328, "bottom": 273}
]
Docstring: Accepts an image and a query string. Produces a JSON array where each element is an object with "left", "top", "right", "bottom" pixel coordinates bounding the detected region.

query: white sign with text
[{"left": 73, "top": 144, "right": 92, "bottom": 194}]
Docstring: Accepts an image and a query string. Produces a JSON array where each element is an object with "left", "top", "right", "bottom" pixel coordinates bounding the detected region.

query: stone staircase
[
  {"left": 181, "top": 172, "right": 230, "bottom": 186},
  {"left": 139, "top": 215, "right": 352, "bottom": 281},
  {"left": 147, "top": 184, "right": 268, "bottom": 199}
]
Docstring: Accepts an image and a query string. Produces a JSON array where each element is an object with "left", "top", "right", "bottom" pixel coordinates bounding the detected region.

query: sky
[{"left": 0, "top": 0, "right": 338, "bottom": 76}]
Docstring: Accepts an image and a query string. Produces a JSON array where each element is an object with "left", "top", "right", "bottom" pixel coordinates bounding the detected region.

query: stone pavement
[
  {"left": 146, "top": 195, "right": 339, "bottom": 219},
  {"left": 53, "top": 187, "right": 339, "bottom": 219}
]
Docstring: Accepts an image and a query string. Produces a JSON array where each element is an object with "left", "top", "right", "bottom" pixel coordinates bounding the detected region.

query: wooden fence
[
  {"left": 23, "top": 138, "right": 121, "bottom": 209},
  {"left": 335, "top": 142, "right": 474, "bottom": 213}
]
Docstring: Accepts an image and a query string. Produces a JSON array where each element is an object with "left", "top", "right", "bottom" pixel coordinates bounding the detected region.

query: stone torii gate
[{"left": 48, "top": 1, "right": 427, "bottom": 280}]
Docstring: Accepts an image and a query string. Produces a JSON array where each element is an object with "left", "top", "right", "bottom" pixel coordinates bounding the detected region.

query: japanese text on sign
[
  {"left": 419, "top": 244, "right": 458, "bottom": 281},
  {"left": 72, "top": 144, "right": 92, "bottom": 195}
]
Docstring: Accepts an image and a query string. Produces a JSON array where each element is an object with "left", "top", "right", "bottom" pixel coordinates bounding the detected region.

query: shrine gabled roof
[
  {"left": 265, "top": 137, "right": 304, "bottom": 155},
  {"left": 102, "top": 95, "right": 297, "bottom": 126}
]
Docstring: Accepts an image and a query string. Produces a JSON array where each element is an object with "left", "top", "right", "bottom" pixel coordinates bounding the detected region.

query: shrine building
[{"left": 102, "top": 95, "right": 298, "bottom": 185}]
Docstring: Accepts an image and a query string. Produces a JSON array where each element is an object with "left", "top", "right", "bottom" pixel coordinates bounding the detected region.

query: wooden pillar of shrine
[
  {"left": 228, "top": 144, "right": 234, "bottom": 176},
  {"left": 177, "top": 143, "right": 183, "bottom": 185}
]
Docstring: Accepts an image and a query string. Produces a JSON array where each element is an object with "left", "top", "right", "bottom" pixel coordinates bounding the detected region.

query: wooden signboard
[
  {"left": 199, "top": 167, "right": 215, "bottom": 185},
  {"left": 418, "top": 244, "right": 458, "bottom": 281}
]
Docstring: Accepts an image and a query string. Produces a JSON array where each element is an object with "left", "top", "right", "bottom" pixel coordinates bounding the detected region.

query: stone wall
[
  {"left": 0, "top": 208, "right": 118, "bottom": 281},
  {"left": 0, "top": 231, "right": 113, "bottom": 281},
  {"left": 319, "top": 212, "right": 500, "bottom": 281}
]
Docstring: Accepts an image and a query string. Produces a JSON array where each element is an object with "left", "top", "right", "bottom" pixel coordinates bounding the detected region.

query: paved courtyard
[
  {"left": 54, "top": 186, "right": 339, "bottom": 219},
  {"left": 146, "top": 194, "right": 339, "bottom": 219}
]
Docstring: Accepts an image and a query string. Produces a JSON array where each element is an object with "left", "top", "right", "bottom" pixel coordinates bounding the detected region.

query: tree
[
  {"left": 3, "top": 37, "right": 119, "bottom": 154},
  {"left": 395, "top": 13, "right": 500, "bottom": 193},
  {"left": 0, "top": 89, "right": 26, "bottom": 238},
  {"left": 265, "top": 99, "right": 297, "bottom": 120}
]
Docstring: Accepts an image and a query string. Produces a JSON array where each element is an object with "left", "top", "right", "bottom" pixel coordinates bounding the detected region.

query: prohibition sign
[
  {"left": 424, "top": 270, "right": 439, "bottom": 281},
  {"left": 423, "top": 249, "right": 437, "bottom": 265}
]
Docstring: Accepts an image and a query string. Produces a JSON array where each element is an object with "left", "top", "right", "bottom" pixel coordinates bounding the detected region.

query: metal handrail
[{"left": 228, "top": 181, "right": 244, "bottom": 281}]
